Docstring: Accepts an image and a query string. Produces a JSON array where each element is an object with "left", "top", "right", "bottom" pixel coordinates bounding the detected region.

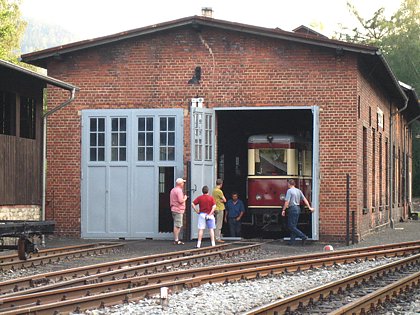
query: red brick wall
[
  {"left": 44, "top": 26, "right": 406, "bottom": 240},
  {"left": 356, "top": 68, "right": 409, "bottom": 240}
]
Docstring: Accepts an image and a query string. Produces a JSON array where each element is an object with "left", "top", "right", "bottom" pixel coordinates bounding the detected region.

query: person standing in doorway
[
  {"left": 212, "top": 179, "right": 226, "bottom": 243},
  {"left": 192, "top": 186, "right": 216, "bottom": 248},
  {"left": 224, "top": 192, "right": 245, "bottom": 237},
  {"left": 281, "top": 179, "right": 314, "bottom": 245},
  {"left": 170, "top": 178, "right": 188, "bottom": 245}
]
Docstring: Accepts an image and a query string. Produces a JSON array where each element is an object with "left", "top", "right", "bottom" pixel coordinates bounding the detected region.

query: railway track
[
  {"left": 0, "top": 242, "right": 259, "bottom": 295},
  {"left": 0, "top": 242, "right": 125, "bottom": 271},
  {"left": 0, "top": 241, "right": 418, "bottom": 314},
  {"left": 243, "top": 253, "right": 420, "bottom": 315}
]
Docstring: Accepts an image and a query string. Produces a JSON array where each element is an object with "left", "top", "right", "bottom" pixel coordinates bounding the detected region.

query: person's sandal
[{"left": 173, "top": 240, "right": 184, "bottom": 245}]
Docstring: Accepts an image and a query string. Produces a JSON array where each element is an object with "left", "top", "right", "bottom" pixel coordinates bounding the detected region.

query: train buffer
[{"left": 0, "top": 220, "right": 55, "bottom": 260}]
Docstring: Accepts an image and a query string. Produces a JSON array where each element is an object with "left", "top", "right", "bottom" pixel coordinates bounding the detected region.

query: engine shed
[{"left": 21, "top": 16, "right": 420, "bottom": 242}]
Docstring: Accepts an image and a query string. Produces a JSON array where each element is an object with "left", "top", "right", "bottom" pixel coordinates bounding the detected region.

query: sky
[{"left": 20, "top": 0, "right": 402, "bottom": 41}]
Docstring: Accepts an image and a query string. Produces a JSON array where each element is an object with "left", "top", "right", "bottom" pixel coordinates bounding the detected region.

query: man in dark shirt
[{"left": 224, "top": 192, "right": 245, "bottom": 237}]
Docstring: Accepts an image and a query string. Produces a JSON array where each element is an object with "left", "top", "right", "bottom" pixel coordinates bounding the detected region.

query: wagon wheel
[{"left": 17, "top": 238, "right": 30, "bottom": 260}]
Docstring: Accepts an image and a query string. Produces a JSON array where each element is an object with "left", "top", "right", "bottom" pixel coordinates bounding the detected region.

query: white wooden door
[
  {"left": 190, "top": 107, "right": 215, "bottom": 239},
  {"left": 81, "top": 109, "right": 183, "bottom": 239}
]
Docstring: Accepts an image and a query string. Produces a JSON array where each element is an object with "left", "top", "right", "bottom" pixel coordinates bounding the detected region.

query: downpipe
[{"left": 41, "top": 88, "right": 77, "bottom": 243}]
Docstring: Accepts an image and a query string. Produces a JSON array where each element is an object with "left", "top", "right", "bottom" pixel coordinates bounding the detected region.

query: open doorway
[
  {"left": 158, "top": 167, "right": 174, "bottom": 233},
  {"left": 216, "top": 109, "right": 314, "bottom": 239}
]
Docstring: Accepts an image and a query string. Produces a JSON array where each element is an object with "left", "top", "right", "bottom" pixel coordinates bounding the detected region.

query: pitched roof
[
  {"left": 0, "top": 59, "right": 78, "bottom": 91},
  {"left": 22, "top": 15, "right": 380, "bottom": 65},
  {"left": 400, "top": 82, "right": 420, "bottom": 121},
  {"left": 292, "top": 25, "right": 329, "bottom": 39},
  {"left": 21, "top": 15, "right": 407, "bottom": 104}
]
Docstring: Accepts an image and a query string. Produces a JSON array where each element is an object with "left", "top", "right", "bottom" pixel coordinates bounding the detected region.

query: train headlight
[
  {"left": 280, "top": 193, "right": 286, "bottom": 201},
  {"left": 255, "top": 194, "right": 262, "bottom": 201}
]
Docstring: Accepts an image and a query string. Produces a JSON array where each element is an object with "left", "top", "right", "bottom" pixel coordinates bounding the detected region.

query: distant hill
[{"left": 21, "top": 18, "right": 80, "bottom": 54}]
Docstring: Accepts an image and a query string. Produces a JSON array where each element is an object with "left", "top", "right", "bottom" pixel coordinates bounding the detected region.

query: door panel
[
  {"left": 108, "top": 166, "right": 129, "bottom": 234},
  {"left": 86, "top": 166, "right": 106, "bottom": 233},
  {"left": 131, "top": 165, "right": 156, "bottom": 237},
  {"left": 190, "top": 107, "right": 215, "bottom": 239}
]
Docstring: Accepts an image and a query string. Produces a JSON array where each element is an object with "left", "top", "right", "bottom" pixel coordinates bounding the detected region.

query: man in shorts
[
  {"left": 192, "top": 185, "right": 216, "bottom": 248},
  {"left": 170, "top": 178, "right": 188, "bottom": 245}
]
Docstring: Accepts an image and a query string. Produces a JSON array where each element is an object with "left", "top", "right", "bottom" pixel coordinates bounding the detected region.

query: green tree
[
  {"left": 336, "top": 0, "right": 420, "bottom": 196},
  {"left": 0, "top": 0, "right": 26, "bottom": 62}
]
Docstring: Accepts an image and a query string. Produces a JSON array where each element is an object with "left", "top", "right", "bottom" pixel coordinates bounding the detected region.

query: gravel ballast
[{"left": 81, "top": 256, "right": 419, "bottom": 315}]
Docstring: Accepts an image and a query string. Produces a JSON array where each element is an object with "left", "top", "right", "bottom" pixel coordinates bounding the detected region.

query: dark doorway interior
[
  {"left": 159, "top": 167, "right": 175, "bottom": 233},
  {"left": 216, "top": 109, "right": 313, "bottom": 238}
]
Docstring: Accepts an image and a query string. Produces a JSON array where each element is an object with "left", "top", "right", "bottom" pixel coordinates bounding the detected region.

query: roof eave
[
  {"left": 22, "top": 16, "right": 379, "bottom": 66},
  {"left": 0, "top": 59, "right": 79, "bottom": 91}
]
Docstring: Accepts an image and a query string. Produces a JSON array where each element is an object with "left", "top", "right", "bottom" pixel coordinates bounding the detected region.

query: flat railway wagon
[
  {"left": 247, "top": 134, "right": 312, "bottom": 236},
  {"left": 0, "top": 220, "right": 55, "bottom": 260}
]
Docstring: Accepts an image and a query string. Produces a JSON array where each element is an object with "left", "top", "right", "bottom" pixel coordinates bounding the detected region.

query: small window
[
  {"left": 20, "top": 97, "right": 36, "bottom": 139},
  {"left": 89, "top": 118, "right": 105, "bottom": 161},
  {"left": 194, "top": 113, "right": 203, "bottom": 161},
  {"left": 0, "top": 91, "right": 16, "bottom": 136},
  {"left": 138, "top": 117, "right": 154, "bottom": 161},
  {"left": 159, "top": 117, "right": 175, "bottom": 161},
  {"left": 111, "top": 117, "right": 127, "bottom": 161},
  {"left": 362, "top": 127, "right": 368, "bottom": 210},
  {"left": 204, "top": 114, "right": 213, "bottom": 161}
]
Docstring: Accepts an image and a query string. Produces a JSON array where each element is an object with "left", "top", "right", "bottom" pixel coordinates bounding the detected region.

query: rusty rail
[
  {"left": 0, "top": 243, "right": 419, "bottom": 313},
  {"left": 242, "top": 254, "right": 420, "bottom": 315},
  {"left": 329, "top": 270, "right": 420, "bottom": 315},
  {"left": 0, "top": 243, "right": 259, "bottom": 295},
  {"left": 0, "top": 242, "right": 125, "bottom": 271}
]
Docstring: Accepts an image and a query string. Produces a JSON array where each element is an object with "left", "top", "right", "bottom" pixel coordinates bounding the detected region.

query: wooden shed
[{"left": 0, "top": 60, "right": 78, "bottom": 221}]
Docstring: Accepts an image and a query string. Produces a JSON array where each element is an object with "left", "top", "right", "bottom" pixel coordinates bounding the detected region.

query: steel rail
[
  {"left": 2, "top": 250, "right": 420, "bottom": 315},
  {"left": 0, "top": 242, "right": 125, "bottom": 271},
  {"left": 0, "top": 243, "right": 256, "bottom": 294},
  {"left": 329, "top": 270, "right": 420, "bottom": 315},
  {"left": 0, "top": 243, "right": 96, "bottom": 262},
  {"left": 1, "top": 244, "right": 419, "bottom": 311},
  {"left": 1, "top": 241, "right": 419, "bottom": 298},
  {"left": 1, "top": 241, "right": 419, "bottom": 297},
  {"left": 242, "top": 253, "right": 420, "bottom": 315}
]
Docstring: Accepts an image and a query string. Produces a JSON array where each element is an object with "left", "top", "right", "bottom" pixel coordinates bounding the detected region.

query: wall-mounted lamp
[{"left": 188, "top": 66, "right": 201, "bottom": 84}]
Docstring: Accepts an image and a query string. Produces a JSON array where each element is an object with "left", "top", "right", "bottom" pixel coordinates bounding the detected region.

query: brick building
[{"left": 22, "top": 16, "right": 419, "bottom": 241}]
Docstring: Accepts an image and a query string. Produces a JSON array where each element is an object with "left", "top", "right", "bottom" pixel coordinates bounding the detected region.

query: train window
[{"left": 254, "top": 148, "right": 288, "bottom": 176}]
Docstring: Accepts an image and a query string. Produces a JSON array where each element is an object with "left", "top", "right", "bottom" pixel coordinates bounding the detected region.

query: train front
[{"left": 247, "top": 135, "right": 312, "bottom": 235}]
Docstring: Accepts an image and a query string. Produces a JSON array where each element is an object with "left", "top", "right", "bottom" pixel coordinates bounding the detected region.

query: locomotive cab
[{"left": 247, "top": 134, "right": 312, "bottom": 236}]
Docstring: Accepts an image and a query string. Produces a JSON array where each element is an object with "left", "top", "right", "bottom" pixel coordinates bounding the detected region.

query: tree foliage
[
  {"left": 0, "top": 0, "right": 26, "bottom": 62},
  {"left": 336, "top": 0, "right": 420, "bottom": 196},
  {"left": 336, "top": 0, "right": 419, "bottom": 91}
]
